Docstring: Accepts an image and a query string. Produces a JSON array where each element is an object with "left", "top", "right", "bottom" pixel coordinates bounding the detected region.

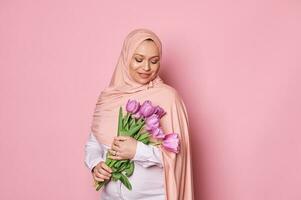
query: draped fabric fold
[{"left": 90, "top": 28, "right": 194, "bottom": 200}]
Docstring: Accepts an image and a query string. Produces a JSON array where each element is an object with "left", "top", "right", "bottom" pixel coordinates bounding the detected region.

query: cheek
[
  {"left": 151, "top": 64, "right": 160, "bottom": 73},
  {"left": 129, "top": 64, "right": 140, "bottom": 79},
  {"left": 129, "top": 60, "right": 141, "bottom": 70}
]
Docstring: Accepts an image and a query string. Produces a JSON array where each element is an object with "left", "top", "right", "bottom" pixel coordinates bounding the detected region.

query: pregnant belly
[{"left": 121, "top": 162, "right": 165, "bottom": 199}]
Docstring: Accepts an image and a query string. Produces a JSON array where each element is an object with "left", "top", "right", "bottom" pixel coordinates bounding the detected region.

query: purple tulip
[
  {"left": 162, "top": 133, "right": 180, "bottom": 153},
  {"left": 151, "top": 127, "right": 165, "bottom": 139},
  {"left": 153, "top": 106, "right": 166, "bottom": 118},
  {"left": 145, "top": 114, "right": 160, "bottom": 131},
  {"left": 126, "top": 99, "right": 140, "bottom": 114},
  {"left": 139, "top": 100, "right": 155, "bottom": 118}
]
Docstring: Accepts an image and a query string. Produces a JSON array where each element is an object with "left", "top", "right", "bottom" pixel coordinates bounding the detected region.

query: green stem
[{"left": 149, "top": 141, "right": 162, "bottom": 146}]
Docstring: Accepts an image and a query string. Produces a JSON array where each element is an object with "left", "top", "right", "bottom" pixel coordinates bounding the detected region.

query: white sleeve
[
  {"left": 131, "top": 141, "right": 163, "bottom": 168},
  {"left": 84, "top": 132, "right": 105, "bottom": 172}
]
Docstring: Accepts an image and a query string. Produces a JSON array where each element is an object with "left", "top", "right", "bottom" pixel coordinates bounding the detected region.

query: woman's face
[{"left": 129, "top": 39, "right": 160, "bottom": 85}]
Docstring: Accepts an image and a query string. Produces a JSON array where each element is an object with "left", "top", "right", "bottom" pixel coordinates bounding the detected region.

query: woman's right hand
[{"left": 92, "top": 161, "right": 113, "bottom": 182}]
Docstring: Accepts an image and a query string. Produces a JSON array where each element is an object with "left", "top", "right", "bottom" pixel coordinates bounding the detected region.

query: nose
[{"left": 143, "top": 61, "right": 151, "bottom": 71}]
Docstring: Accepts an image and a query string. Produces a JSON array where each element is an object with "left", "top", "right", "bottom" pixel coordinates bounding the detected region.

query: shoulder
[{"left": 155, "top": 83, "right": 183, "bottom": 102}]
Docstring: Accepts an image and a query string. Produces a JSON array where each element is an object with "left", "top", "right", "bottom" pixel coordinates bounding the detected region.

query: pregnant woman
[{"left": 84, "top": 28, "right": 194, "bottom": 200}]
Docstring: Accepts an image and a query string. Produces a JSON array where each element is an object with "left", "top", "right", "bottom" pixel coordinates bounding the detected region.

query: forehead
[{"left": 133, "top": 40, "right": 160, "bottom": 58}]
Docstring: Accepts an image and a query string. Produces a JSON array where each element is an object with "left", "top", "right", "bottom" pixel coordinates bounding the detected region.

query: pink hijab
[{"left": 91, "top": 28, "right": 194, "bottom": 200}]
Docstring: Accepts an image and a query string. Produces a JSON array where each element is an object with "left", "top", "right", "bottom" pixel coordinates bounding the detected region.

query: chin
[
  {"left": 135, "top": 76, "right": 152, "bottom": 84},
  {"left": 138, "top": 78, "right": 150, "bottom": 84}
]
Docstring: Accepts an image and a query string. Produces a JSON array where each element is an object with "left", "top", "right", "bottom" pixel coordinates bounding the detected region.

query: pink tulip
[
  {"left": 162, "top": 133, "right": 180, "bottom": 153},
  {"left": 145, "top": 114, "right": 160, "bottom": 131},
  {"left": 139, "top": 100, "right": 155, "bottom": 118},
  {"left": 153, "top": 105, "right": 166, "bottom": 118},
  {"left": 126, "top": 99, "right": 140, "bottom": 114},
  {"left": 151, "top": 127, "right": 165, "bottom": 139}
]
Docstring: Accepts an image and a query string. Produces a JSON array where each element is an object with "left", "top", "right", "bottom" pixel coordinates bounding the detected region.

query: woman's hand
[
  {"left": 92, "top": 161, "right": 112, "bottom": 182},
  {"left": 108, "top": 136, "right": 137, "bottom": 160}
]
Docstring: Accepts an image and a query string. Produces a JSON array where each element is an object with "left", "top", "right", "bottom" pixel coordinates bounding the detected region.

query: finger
[
  {"left": 99, "top": 173, "right": 111, "bottom": 180},
  {"left": 108, "top": 155, "right": 124, "bottom": 160},
  {"left": 94, "top": 177, "right": 104, "bottom": 182},
  {"left": 108, "top": 149, "right": 118, "bottom": 156},
  {"left": 99, "top": 168, "right": 111, "bottom": 177},
  {"left": 115, "top": 136, "right": 128, "bottom": 141},
  {"left": 111, "top": 141, "right": 119, "bottom": 149},
  {"left": 111, "top": 139, "right": 118, "bottom": 146},
  {"left": 94, "top": 168, "right": 104, "bottom": 177},
  {"left": 95, "top": 169, "right": 111, "bottom": 180},
  {"left": 111, "top": 145, "right": 121, "bottom": 152},
  {"left": 93, "top": 174, "right": 104, "bottom": 182},
  {"left": 98, "top": 167, "right": 111, "bottom": 178},
  {"left": 101, "top": 163, "right": 113, "bottom": 173},
  {"left": 113, "top": 139, "right": 121, "bottom": 147},
  {"left": 95, "top": 172, "right": 110, "bottom": 180}
]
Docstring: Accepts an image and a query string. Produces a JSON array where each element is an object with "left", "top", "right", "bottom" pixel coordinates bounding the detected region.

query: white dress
[{"left": 84, "top": 133, "right": 165, "bottom": 200}]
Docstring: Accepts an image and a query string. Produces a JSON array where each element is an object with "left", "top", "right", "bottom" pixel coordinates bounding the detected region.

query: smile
[{"left": 138, "top": 73, "right": 151, "bottom": 78}]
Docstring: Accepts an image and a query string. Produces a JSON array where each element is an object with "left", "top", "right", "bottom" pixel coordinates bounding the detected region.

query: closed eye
[{"left": 135, "top": 58, "right": 143, "bottom": 62}]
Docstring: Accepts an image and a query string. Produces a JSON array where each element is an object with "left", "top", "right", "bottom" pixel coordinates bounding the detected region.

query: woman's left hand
[{"left": 108, "top": 136, "right": 137, "bottom": 160}]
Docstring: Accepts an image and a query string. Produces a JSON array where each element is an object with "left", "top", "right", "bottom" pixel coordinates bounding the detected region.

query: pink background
[{"left": 1, "top": 0, "right": 300, "bottom": 199}]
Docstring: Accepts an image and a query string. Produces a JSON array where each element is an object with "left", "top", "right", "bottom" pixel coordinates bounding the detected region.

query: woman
[{"left": 84, "top": 28, "right": 194, "bottom": 200}]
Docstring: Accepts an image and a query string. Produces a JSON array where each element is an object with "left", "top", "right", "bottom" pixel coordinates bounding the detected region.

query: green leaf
[
  {"left": 95, "top": 181, "right": 105, "bottom": 191},
  {"left": 112, "top": 172, "right": 122, "bottom": 180},
  {"left": 114, "top": 161, "right": 122, "bottom": 168},
  {"left": 123, "top": 113, "right": 131, "bottom": 128},
  {"left": 129, "top": 117, "right": 134, "bottom": 128},
  {"left": 137, "top": 118, "right": 145, "bottom": 125},
  {"left": 108, "top": 159, "right": 118, "bottom": 168},
  {"left": 117, "top": 107, "right": 123, "bottom": 136},
  {"left": 119, "top": 172, "right": 132, "bottom": 190},
  {"left": 118, "top": 130, "right": 127, "bottom": 136},
  {"left": 124, "top": 161, "right": 135, "bottom": 177},
  {"left": 105, "top": 157, "right": 114, "bottom": 167},
  {"left": 114, "top": 159, "right": 128, "bottom": 169},
  {"left": 117, "top": 160, "right": 130, "bottom": 172},
  {"left": 133, "top": 133, "right": 140, "bottom": 140},
  {"left": 128, "top": 122, "right": 144, "bottom": 136},
  {"left": 127, "top": 119, "right": 131, "bottom": 131},
  {"left": 140, "top": 137, "right": 150, "bottom": 144},
  {"left": 137, "top": 132, "right": 150, "bottom": 141}
]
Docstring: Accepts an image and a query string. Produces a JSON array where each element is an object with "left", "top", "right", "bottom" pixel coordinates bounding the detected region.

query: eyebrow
[{"left": 134, "top": 53, "right": 160, "bottom": 59}]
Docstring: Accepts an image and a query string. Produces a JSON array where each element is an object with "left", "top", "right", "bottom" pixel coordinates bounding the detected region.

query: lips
[{"left": 138, "top": 73, "right": 151, "bottom": 78}]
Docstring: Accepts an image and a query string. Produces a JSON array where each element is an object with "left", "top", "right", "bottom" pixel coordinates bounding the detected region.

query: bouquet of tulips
[{"left": 94, "top": 99, "right": 180, "bottom": 191}]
